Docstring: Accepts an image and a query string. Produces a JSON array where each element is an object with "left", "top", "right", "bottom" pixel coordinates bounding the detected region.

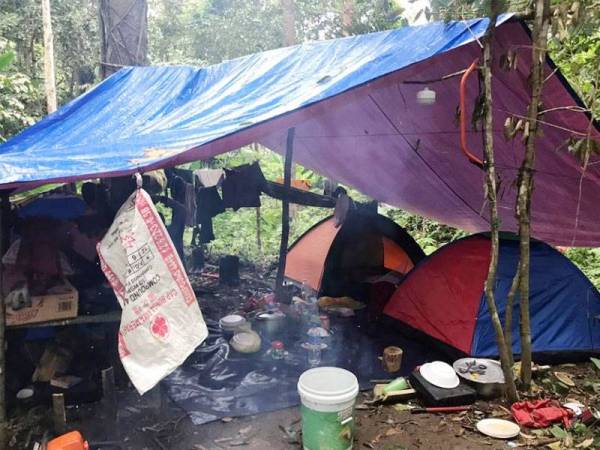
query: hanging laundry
[
  {"left": 196, "top": 187, "right": 225, "bottom": 244},
  {"left": 194, "top": 168, "right": 225, "bottom": 188},
  {"left": 222, "top": 162, "right": 266, "bottom": 211},
  {"left": 184, "top": 182, "right": 197, "bottom": 227},
  {"left": 165, "top": 167, "right": 195, "bottom": 184}
]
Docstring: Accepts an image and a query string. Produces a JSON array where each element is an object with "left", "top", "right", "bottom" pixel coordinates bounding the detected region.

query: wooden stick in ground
[
  {"left": 517, "top": 0, "right": 551, "bottom": 389},
  {"left": 41, "top": 0, "right": 57, "bottom": 113},
  {"left": 52, "top": 393, "right": 67, "bottom": 435},
  {"left": 481, "top": 3, "right": 518, "bottom": 403},
  {"left": 256, "top": 207, "right": 262, "bottom": 254},
  {"left": 102, "top": 366, "right": 118, "bottom": 422},
  {"left": 275, "top": 128, "right": 295, "bottom": 298}
]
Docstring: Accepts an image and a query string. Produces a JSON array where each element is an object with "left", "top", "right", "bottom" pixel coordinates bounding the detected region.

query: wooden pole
[
  {"left": 253, "top": 143, "right": 263, "bottom": 254},
  {"left": 275, "top": 128, "right": 295, "bottom": 298},
  {"left": 517, "top": 0, "right": 551, "bottom": 389},
  {"left": 41, "top": 0, "right": 57, "bottom": 114},
  {"left": 341, "top": 0, "right": 354, "bottom": 36},
  {"left": 481, "top": 5, "right": 518, "bottom": 403},
  {"left": 281, "top": 0, "right": 299, "bottom": 219},
  {"left": 256, "top": 207, "right": 262, "bottom": 254},
  {"left": 52, "top": 393, "right": 66, "bottom": 435},
  {"left": 0, "top": 192, "right": 9, "bottom": 448}
]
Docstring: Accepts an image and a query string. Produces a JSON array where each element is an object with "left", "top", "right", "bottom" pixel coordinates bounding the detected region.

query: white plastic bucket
[{"left": 298, "top": 367, "right": 359, "bottom": 450}]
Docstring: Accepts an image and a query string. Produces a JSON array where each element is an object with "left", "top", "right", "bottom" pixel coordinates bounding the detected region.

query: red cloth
[{"left": 511, "top": 399, "right": 573, "bottom": 428}]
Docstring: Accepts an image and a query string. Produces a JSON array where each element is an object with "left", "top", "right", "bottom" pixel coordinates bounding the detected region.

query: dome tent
[
  {"left": 285, "top": 210, "right": 425, "bottom": 295},
  {"left": 383, "top": 234, "right": 600, "bottom": 359}
]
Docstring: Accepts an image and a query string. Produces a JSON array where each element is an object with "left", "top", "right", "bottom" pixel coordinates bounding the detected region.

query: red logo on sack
[{"left": 150, "top": 314, "right": 170, "bottom": 340}]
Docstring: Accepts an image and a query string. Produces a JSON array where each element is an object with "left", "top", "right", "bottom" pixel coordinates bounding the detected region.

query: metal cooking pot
[
  {"left": 452, "top": 358, "right": 508, "bottom": 399},
  {"left": 254, "top": 311, "right": 287, "bottom": 338}
]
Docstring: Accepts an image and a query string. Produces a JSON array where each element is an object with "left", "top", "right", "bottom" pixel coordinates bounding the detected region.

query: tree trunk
[
  {"left": 41, "top": 0, "right": 57, "bottom": 113},
  {"left": 282, "top": 0, "right": 296, "bottom": 46},
  {"left": 481, "top": 4, "right": 518, "bottom": 404},
  {"left": 516, "top": 0, "right": 551, "bottom": 390},
  {"left": 275, "top": 128, "right": 295, "bottom": 298},
  {"left": 341, "top": 0, "right": 354, "bottom": 36},
  {"left": 99, "top": 0, "right": 148, "bottom": 79}
]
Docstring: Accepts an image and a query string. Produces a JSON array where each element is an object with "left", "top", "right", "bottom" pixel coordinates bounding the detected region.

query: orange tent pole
[{"left": 459, "top": 59, "right": 485, "bottom": 169}]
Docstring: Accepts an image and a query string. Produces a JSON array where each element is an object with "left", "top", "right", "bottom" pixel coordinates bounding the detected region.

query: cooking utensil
[
  {"left": 453, "top": 358, "right": 506, "bottom": 399},
  {"left": 410, "top": 405, "right": 470, "bottom": 414}
]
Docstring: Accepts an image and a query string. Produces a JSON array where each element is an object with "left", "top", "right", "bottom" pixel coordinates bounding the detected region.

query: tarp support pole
[
  {"left": 0, "top": 192, "right": 9, "bottom": 447},
  {"left": 275, "top": 127, "right": 295, "bottom": 298}
]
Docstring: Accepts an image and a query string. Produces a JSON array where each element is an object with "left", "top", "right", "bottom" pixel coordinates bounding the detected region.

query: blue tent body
[
  {"left": 474, "top": 238, "right": 600, "bottom": 357},
  {"left": 385, "top": 235, "right": 600, "bottom": 357}
]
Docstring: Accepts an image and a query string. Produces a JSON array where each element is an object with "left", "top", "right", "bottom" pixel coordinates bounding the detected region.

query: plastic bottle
[
  {"left": 300, "top": 280, "right": 310, "bottom": 300},
  {"left": 307, "top": 334, "right": 322, "bottom": 367}
]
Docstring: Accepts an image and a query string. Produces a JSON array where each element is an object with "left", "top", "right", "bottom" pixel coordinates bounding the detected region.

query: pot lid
[{"left": 453, "top": 358, "right": 505, "bottom": 384}]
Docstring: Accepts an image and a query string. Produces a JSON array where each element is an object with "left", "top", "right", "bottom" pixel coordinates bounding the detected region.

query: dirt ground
[
  {"left": 47, "top": 382, "right": 596, "bottom": 450},
  {"left": 57, "top": 387, "right": 514, "bottom": 450},
  {"left": 8, "top": 263, "right": 600, "bottom": 449},
  {"left": 15, "top": 356, "right": 599, "bottom": 450}
]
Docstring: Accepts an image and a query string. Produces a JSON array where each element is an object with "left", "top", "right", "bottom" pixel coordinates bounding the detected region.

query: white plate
[
  {"left": 420, "top": 361, "right": 460, "bottom": 389},
  {"left": 476, "top": 418, "right": 520, "bottom": 439}
]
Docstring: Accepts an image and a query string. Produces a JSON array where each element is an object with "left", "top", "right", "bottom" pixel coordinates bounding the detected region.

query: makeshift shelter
[
  {"left": 383, "top": 234, "right": 600, "bottom": 358},
  {"left": 1, "top": 14, "right": 600, "bottom": 425},
  {"left": 0, "top": 16, "right": 598, "bottom": 247},
  {"left": 285, "top": 211, "right": 425, "bottom": 293}
]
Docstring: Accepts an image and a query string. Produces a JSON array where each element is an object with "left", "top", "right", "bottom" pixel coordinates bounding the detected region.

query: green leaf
[
  {"left": 0, "top": 51, "right": 15, "bottom": 72},
  {"left": 550, "top": 425, "right": 567, "bottom": 439},
  {"left": 590, "top": 357, "right": 600, "bottom": 371}
]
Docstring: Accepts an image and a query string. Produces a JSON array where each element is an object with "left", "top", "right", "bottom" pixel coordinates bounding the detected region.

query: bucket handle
[{"left": 340, "top": 416, "right": 353, "bottom": 425}]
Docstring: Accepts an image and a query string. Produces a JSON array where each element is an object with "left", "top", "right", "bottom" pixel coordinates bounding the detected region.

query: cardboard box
[{"left": 6, "top": 282, "right": 78, "bottom": 327}]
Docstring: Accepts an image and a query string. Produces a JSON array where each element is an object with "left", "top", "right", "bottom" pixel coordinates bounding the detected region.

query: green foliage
[
  {"left": 0, "top": 39, "right": 43, "bottom": 141},
  {"left": 429, "top": 0, "right": 528, "bottom": 21},
  {"left": 565, "top": 247, "right": 600, "bottom": 289},
  {"left": 148, "top": 0, "right": 406, "bottom": 65},
  {"left": 0, "top": 0, "right": 99, "bottom": 139},
  {"left": 549, "top": 22, "right": 600, "bottom": 115},
  {"left": 383, "top": 206, "right": 466, "bottom": 254},
  {"left": 0, "top": 71, "right": 40, "bottom": 141},
  {"left": 0, "top": 50, "right": 15, "bottom": 71}
]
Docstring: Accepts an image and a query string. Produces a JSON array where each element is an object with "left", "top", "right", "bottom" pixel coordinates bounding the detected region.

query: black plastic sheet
[{"left": 163, "top": 315, "right": 443, "bottom": 425}]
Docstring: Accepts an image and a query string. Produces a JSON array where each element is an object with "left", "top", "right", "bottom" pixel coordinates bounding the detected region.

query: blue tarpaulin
[
  {"left": 1, "top": 16, "right": 599, "bottom": 246},
  {"left": 0, "top": 16, "right": 511, "bottom": 188}
]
